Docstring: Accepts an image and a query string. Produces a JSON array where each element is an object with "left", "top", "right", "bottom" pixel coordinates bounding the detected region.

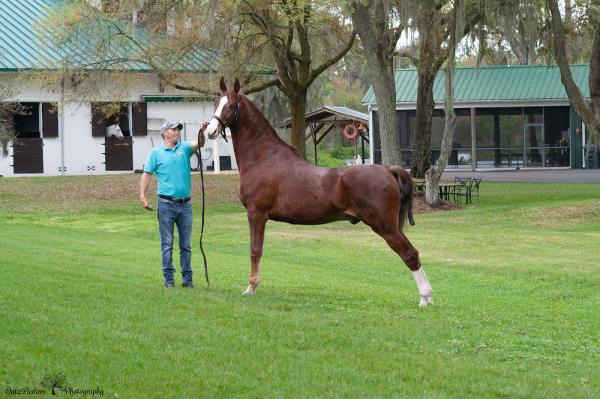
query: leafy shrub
[{"left": 306, "top": 150, "right": 347, "bottom": 168}]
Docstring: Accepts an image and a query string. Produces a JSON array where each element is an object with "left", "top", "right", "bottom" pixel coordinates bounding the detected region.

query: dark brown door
[
  {"left": 105, "top": 136, "right": 133, "bottom": 171},
  {"left": 132, "top": 103, "right": 147, "bottom": 136},
  {"left": 12, "top": 138, "right": 43, "bottom": 174},
  {"left": 42, "top": 103, "right": 59, "bottom": 138}
]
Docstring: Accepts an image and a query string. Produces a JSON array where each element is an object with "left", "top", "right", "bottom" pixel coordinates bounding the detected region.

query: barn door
[
  {"left": 93, "top": 102, "right": 134, "bottom": 171},
  {"left": 13, "top": 138, "right": 43, "bottom": 173},
  {"left": 11, "top": 103, "right": 43, "bottom": 174},
  {"left": 104, "top": 136, "right": 133, "bottom": 171}
]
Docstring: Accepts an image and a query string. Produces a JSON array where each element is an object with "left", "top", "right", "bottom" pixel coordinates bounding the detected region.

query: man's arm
[
  {"left": 139, "top": 172, "right": 153, "bottom": 211},
  {"left": 190, "top": 122, "right": 209, "bottom": 152}
]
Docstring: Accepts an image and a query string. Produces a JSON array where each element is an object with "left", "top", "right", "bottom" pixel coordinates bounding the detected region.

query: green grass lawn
[{"left": 1, "top": 174, "right": 599, "bottom": 398}]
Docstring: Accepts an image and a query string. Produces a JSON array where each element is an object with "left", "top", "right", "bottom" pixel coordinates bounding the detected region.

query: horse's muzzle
[
  {"left": 207, "top": 122, "right": 222, "bottom": 140},
  {"left": 208, "top": 130, "right": 220, "bottom": 140}
]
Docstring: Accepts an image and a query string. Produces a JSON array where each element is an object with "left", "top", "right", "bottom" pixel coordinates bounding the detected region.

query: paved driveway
[{"left": 440, "top": 169, "right": 600, "bottom": 183}]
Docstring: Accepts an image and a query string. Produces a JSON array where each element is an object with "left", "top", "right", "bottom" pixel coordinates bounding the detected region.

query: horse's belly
[
  {"left": 269, "top": 212, "right": 345, "bottom": 225},
  {"left": 241, "top": 168, "right": 348, "bottom": 224},
  {"left": 269, "top": 196, "right": 345, "bottom": 225}
]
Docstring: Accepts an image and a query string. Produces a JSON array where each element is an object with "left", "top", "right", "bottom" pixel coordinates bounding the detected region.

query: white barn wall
[
  {"left": 0, "top": 145, "right": 13, "bottom": 176},
  {"left": 42, "top": 131, "right": 62, "bottom": 175},
  {"left": 62, "top": 102, "right": 104, "bottom": 175}
]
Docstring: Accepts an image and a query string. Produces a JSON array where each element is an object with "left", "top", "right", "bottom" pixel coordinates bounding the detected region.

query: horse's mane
[{"left": 239, "top": 93, "right": 301, "bottom": 158}]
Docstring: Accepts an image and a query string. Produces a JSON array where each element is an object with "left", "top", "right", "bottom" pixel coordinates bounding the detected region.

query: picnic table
[
  {"left": 412, "top": 178, "right": 466, "bottom": 203},
  {"left": 438, "top": 181, "right": 463, "bottom": 201}
]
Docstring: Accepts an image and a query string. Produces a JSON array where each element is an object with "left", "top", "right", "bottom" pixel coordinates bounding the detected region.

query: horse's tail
[{"left": 387, "top": 166, "right": 415, "bottom": 230}]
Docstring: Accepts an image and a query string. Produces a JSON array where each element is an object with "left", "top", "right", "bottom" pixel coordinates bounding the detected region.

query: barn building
[
  {"left": 363, "top": 65, "right": 597, "bottom": 170},
  {"left": 0, "top": 0, "right": 237, "bottom": 177}
]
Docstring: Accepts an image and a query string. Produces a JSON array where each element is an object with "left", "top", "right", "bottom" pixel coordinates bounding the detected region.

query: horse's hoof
[
  {"left": 242, "top": 285, "right": 256, "bottom": 296},
  {"left": 419, "top": 296, "right": 433, "bottom": 307}
]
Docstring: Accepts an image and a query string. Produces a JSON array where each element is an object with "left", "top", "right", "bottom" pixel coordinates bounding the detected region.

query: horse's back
[{"left": 338, "top": 164, "right": 400, "bottom": 194}]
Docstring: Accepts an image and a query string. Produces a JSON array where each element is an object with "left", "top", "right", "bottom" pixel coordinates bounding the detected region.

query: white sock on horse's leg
[
  {"left": 242, "top": 285, "right": 256, "bottom": 295},
  {"left": 412, "top": 267, "right": 433, "bottom": 306},
  {"left": 242, "top": 272, "right": 259, "bottom": 296}
]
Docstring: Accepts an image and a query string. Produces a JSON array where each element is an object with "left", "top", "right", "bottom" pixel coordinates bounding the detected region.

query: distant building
[
  {"left": 363, "top": 65, "right": 597, "bottom": 169},
  {"left": 0, "top": 0, "right": 237, "bottom": 176}
]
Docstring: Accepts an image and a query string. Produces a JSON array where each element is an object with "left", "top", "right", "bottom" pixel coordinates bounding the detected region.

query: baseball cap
[{"left": 160, "top": 121, "right": 183, "bottom": 134}]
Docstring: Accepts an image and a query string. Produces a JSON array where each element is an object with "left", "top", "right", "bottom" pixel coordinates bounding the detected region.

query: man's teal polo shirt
[{"left": 144, "top": 141, "right": 194, "bottom": 198}]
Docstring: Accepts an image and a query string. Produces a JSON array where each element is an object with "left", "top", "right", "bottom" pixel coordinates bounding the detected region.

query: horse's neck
[{"left": 231, "top": 97, "right": 300, "bottom": 169}]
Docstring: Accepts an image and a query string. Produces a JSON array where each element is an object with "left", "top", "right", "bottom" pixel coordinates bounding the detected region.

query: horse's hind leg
[
  {"left": 378, "top": 229, "right": 433, "bottom": 307},
  {"left": 242, "top": 209, "right": 268, "bottom": 296}
]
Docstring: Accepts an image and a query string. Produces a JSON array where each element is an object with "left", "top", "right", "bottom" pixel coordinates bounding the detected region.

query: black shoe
[
  {"left": 182, "top": 282, "right": 194, "bottom": 288},
  {"left": 165, "top": 282, "right": 175, "bottom": 288}
]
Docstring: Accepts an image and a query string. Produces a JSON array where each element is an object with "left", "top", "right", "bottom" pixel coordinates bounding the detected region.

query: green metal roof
[
  {"left": 0, "top": 0, "right": 220, "bottom": 72},
  {"left": 0, "top": 0, "right": 58, "bottom": 70},
  {"left": 362, "top": 64, "right": 591, "bottom": 105}
]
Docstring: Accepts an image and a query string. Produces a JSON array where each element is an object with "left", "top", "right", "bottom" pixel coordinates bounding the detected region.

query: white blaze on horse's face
[{"left": 207, "top": 96, "right": 229, "bottom": 140}]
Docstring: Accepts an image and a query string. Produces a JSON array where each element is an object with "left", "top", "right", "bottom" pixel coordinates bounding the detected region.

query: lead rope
[{"left": 198, "top": 131, "right": 209, "bottom": 287}]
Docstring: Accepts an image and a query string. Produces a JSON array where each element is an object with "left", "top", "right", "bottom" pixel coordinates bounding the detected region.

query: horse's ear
[
  {"left": 234, "top": 77, "right": 240, "bottom": 94},
  {"left": 219, "top": 76, "right": 227, "bottom": 93}
]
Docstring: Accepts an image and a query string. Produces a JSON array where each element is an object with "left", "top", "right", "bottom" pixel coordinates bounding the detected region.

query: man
[{"left": 140, "top": 121, "right": 208, "bottom": 288}]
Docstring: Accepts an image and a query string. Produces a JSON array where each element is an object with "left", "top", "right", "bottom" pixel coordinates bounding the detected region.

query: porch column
[
  {"left": 470, "top": 107, "right": 477, "bottom": 171},
  {"left": 213, "top": 137, "right": 220, "bottom": 173},
  {"left": 368, "top": 105, "right": 374, "bottom": 165}
]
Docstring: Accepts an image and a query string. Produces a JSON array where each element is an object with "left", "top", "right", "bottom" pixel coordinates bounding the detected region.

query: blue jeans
[{"left": 157, "top": 198, "right": 193, "bottom": 285}]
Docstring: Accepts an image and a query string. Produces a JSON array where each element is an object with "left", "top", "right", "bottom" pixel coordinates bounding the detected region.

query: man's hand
[
  {"left": 198, "top": 122, "right": 209, "bottom": 148},
  {"left": 140, "top": 195, "right": 153, "bottom": 211}
]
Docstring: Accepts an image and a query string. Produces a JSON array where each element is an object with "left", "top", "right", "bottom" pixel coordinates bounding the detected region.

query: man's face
[{"left": 162, "top": 128, "right": 180, "bottom": 145}]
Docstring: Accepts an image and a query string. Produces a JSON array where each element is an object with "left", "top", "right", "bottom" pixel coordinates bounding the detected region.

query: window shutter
[
  {"left": 116, "top": 103, "right": 129, "bottom": 135},
  {"left": 132, "top": 102, "right": 147, "bottom": 136},
  {"left": 42, "top": 103, "right": 59, "bottom": 138},
  {"left": 91, "top": 103, "right": 106, "bottom": 137}
]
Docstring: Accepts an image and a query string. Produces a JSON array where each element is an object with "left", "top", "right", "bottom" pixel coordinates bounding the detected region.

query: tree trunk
[
  {"left": 590, "top": 24, "right": 600, "bottom": 130},
  {"left": 411, "top": 65, "right": 436, "bottom": 177},
  {"left": 425, "top": 0, "right": 459, "bottom": 206},
  {"left": 351, "top": 0, "right": 401, "bottom": 165},
  {"left": 289, "top": 90, "right": 307, "bottom": 159},
  {"left": 374, "top": 81, "right": 401, "bottom": 165},
  {"left": 425, "top": 73, "right": 456, "bottom": 206},
  {"left": 425, "top": 108, "right": 456, "bottom": 206},
  {"left": 564, "top": 0, "right": 574, "bottom": 63},
  {"left": 411, "top": 3, "right": 438, "bottom": 178},
  {"left": 547, "top": 0, "right": 600, "bottom": 141},
  {"left": 410, "top": 1, "right": 481, "bottom": 179}
]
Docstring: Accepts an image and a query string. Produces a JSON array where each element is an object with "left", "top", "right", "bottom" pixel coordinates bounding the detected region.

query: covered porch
[{"left": 275, "top": 106, "right": 370, "bottom": 165}]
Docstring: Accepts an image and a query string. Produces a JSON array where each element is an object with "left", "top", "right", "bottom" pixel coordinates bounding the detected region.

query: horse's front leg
[{"left": 242, "top": 209, "right": 268, "bottom": 295}]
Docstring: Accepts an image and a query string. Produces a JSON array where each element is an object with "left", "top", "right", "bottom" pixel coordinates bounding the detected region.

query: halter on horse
[{"left": 205, "top": 77, "right": 433, "bottom": 307}]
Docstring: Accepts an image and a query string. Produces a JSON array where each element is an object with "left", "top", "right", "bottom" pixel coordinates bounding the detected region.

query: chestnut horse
[{"left": 206, "top": 77, "right": 433, "bottom": 306}]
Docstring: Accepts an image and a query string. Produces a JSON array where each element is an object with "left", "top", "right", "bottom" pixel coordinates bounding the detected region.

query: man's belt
[{"left": 158, "top": 194, "right": 191, "bottom": 204}]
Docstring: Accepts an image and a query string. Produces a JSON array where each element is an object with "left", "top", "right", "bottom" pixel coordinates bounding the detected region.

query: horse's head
[
  {"left": 206, "top": 76, "right": 241, "bottom": 140},
  {"left": 106, "top": 123, "right": 124, "bottom": 139}
]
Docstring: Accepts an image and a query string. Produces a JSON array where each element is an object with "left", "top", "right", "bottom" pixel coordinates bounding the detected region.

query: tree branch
[
  {"left": 243, "top": 78, "right": 283, "bottom": 94},
  {"left": 156, "top": 72, "right": 218, "bottom": 95},
  {"left": 308, "top": 30, "right": 357, "bottom": 86},
  {"left": 388, "top": 25, "right": 405, "bottom": 56},
  {"left": 547, "top": 0, "right": 599, "bottom": 138},
  {"left": 395, "top": 50, "right": 419, "bottom": 66}
]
